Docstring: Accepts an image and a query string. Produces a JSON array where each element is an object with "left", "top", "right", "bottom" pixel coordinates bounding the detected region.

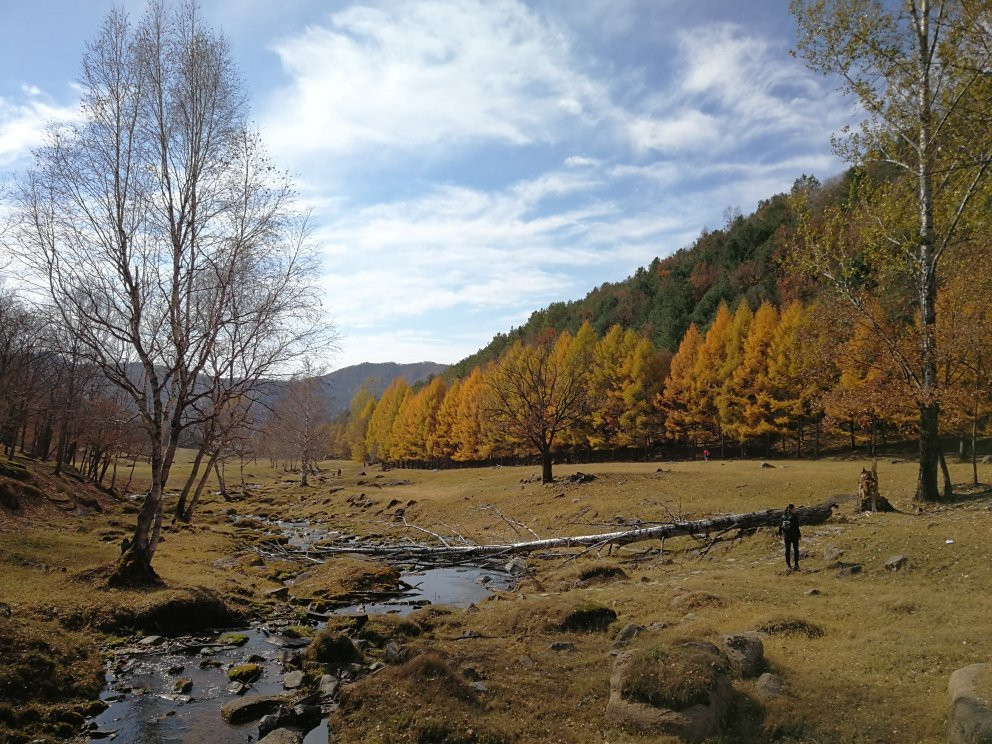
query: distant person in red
[{"left": 702, "top": 449, "right": 710, "bottom": 461}]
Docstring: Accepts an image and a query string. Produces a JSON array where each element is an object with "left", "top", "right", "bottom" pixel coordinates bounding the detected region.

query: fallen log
[{"left": 305, "top": 501, "right": 836, "bottom": 560}]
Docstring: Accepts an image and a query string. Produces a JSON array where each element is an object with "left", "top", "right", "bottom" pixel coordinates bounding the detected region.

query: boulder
[
  {"left": 173, "top": 677, "right": 193, "bottom": 694},
  {"left": 258, "top": 728, "right": 304, "bottom": 744},
  {"left": 282, "top": 670, "right": 305, "bottom": 689},
  {"left": 835, "top": 562, "right": 863, "bottom": 578},
  {"left": 613, "top": 623, "right": 645, "bottom": 647},
  {"left": 721, "top": 633, "right": 764, "bottom": 678},
  {"left": 385, "top": 642, "right": 405, "bottom": 664},
  {"left": 505, "top": 558, "right": 528, "bottom": 576},
  {"left": 823, "top": 545, "right": 845, "bottom": 562},
  {"left": 318, "top": 674, "right": 339, "bottom": 698},
  {"left": 754, "top": 672, "right": 785, "bottom": 702},
  {"left": 220, "top": 694, "right": 286, "bottom": 724},
  {"left": 550, "top": 641, "right": 576, "bottom": 652},
  {"left": 947, "top": 663, "right": 992, "bottom": 744},
  {"left": 606, "top": 642, "right": 732, "bottom": 742},
  {"left": 884, "top": 555, "right": 909, "bottom": 572}
]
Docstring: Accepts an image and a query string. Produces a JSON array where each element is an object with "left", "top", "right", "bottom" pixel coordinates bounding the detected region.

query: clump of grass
[
  {"left": 576, "top": 565, "right": 628, "bottom": 584},
  {"left": 619, "top": 644, "right": 727, "bottom": 710},
  {"left": 0, "top": 616, "right": 105, "bottom": 742},
  {"left": 306, "top": 630, "right": 364, "bottom": 666},
  {"left": 393, "top": 653, "right": 478, "bottom": 704},
  {"left": 358, "top": 615, "right": 422, "bottom": 647},
  {"left": 414, "top": 719, "right": 509, "bottom": 744},
  {"left": 886, "top": 601, "right": 917, "bottom": 615},
  {"left": 333, "top": 651, "right": 514, "bottom": 743},
  {"left": 557, "top": 601, "right": 618, "bottom": 632},
  {"left": 670, "top": 591, "right": 725, "bottom": 611},
  {"left": 755, "top": 616, "right": 825, "bottom": 638},
  {"left": 288, "top": 556, "right": 399, "bottom": 603}
]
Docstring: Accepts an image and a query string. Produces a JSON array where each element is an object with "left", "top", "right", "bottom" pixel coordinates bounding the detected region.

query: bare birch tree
[
  {"left": 16, "top": 2, "right": 333, "bottom": 584},
  {"left": 265, "top": 365, "right": 331, "bottom": 486}
]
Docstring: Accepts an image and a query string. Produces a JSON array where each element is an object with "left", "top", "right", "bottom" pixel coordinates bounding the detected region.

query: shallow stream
[{"left": 86, "top": 517, "right": 514, "bottom": 742}]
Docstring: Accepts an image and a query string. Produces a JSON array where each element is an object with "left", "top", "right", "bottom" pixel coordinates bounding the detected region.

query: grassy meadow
[{"left": 1, "top": 452, "right": 990, "bottom": 742}]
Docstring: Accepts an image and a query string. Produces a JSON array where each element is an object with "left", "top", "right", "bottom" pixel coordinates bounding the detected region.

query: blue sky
[{"left": 0, "top": 0, "right": 852, "bottom": 370}]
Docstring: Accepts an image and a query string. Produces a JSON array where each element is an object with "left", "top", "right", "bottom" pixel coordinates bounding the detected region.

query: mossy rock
[
  {"left": 228, "top": 663, "right": 263, "bottom": 683},
  {"left": 0, "top": 482, "right": 19, "bottom": 510},
  {"left": 173, "top": 677, "right": 193, "bottom": 694},
  {"left": 0, "top": 460, "right": 31, "bottom": 482},
  {"left": 283, "top": 625, "right": 314, "bottom": 639},
  {"left": 217, "top": 632, "right": 250, "bottom": 646},
  {"left": 305, "top": 630, "right": 364, "bottom": 666}
]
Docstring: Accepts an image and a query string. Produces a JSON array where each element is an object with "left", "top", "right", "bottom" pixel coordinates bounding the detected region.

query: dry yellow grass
[{"left": 2, "top": 453, "right": 990, "bottom": 743}]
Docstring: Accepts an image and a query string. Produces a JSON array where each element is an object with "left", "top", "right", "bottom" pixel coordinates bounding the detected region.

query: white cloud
[
  {"left": 628, "top": 109, "right": 722, "bottom": 152},
  {"left": 0, "top": 90, "right": 80, "bottom": 168},
  {"left": 261, "top": 0, "right": 612, "bottom": 162},
  {"left": 677, "top": 23, "right": 851, "bottom": 133},
  {"left": 626, "top": 22, "right": 850, "bottom": 156}
]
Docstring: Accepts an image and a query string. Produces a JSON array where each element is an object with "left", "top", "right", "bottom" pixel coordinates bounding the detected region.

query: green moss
[
  {"left": 217, "top": 632, "right": 249, "bottom": 646},
  {"left": 283, "top": 625, "right": 314, "bottom": 639},
  {"left": 0, "top": 460, "right": 31, "bottom": 482},
  {"left": 227, "top": 663, "right": 263, "bottom": 683}
]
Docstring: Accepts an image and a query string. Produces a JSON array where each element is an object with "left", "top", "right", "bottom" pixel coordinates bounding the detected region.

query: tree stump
[{"left": 857, "top": 464, "right": 894, "bottom": 512}]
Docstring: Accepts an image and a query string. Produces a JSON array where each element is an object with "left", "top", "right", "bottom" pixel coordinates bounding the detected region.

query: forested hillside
[{"left": 449, "top": 175, "right": 826, "bottom": 379}]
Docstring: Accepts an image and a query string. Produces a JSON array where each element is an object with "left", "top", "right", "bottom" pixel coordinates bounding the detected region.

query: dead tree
[{"left": 302, "top": 502, "right": 837, "bottom": 562}]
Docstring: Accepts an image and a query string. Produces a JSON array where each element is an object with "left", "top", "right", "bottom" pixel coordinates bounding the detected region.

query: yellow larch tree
[
  {"left": 721, "top": 301, "right": 779, "bottom": 455},
  {"left": 364, "top": 378, "right": 411, "bottom": 464},
  {"left": 661, "top": 322, "right": 705, "bottom": 444}
]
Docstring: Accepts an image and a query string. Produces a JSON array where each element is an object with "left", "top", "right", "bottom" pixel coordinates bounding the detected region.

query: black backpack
[{"left": 780, "top": 514, "right": 792, "bottom": 533}]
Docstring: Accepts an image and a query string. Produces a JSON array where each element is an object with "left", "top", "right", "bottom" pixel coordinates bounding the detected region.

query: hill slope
[
  {"left": 318, "top": 361, "right": 449, "bottom": 415},
  {"left": 449, "top": 176, "right": 830, "bottom": 378}
]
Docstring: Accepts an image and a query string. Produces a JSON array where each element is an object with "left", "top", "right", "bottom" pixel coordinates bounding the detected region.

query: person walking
[{"left": 778, "top": 503, "right": 801, "bottom": 571}]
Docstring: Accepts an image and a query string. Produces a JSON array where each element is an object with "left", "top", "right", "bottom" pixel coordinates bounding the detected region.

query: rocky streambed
[{"left": 84, "top": 515, "right": 515, "bottom": 742}]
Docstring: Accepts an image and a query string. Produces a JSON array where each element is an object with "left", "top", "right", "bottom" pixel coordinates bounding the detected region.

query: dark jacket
[{"left": 778, "top": 510, "right": 800, "bottom": 539}]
